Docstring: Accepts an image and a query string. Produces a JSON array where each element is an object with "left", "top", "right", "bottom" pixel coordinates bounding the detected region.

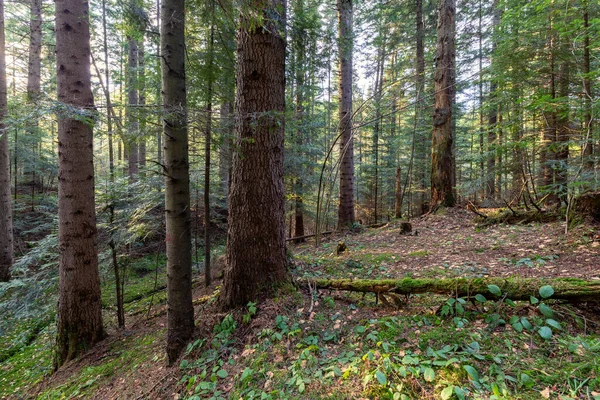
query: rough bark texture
[
  {"left": 161, "top": 0, "right": 194, "bottom": 364},
  {"left": 486, "top": 0, "right": 500, "bottom": 199},
  {"left": 0, "top": 0, "right": 13, "bottom": 282},
  {"left": 138, "top": 41, "right": 146, "bottom": 170},
  {"left": 337, "top": 0, "right": 355, "bottom": 228},
  {"left": 430, "top": 0, "right": 456, "bottom": 210},
  {"left": 55, "top": 0, "right": 104, "bottom": 366},
  {"left": 311, "top": 277, "right": 600, "bottom": 303},
  {"left": 221, "top": 0, "right": 288, "bottom": 310}
]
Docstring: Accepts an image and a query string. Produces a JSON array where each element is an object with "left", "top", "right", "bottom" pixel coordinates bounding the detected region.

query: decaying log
[{"left": 307, "top": 277, "right": 600, "bottom": 303}]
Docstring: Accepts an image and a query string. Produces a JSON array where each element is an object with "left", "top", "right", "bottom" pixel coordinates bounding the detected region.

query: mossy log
[{"left": 309, "top": 277, "right": 600, "bottom": 303}]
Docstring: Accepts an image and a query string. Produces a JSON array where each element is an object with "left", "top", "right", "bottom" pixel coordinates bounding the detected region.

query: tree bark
[
  {"left": 138, "top": 41, "right": 146, "bottom": 171},
  {"left": 486, "top": 0, "right": 500, "bottom": 199},
  {"left": 161, "top": 0, "right": 194, "bottom": 364},
  {"left": 0, "top": 0, "right": 13, "bottom": 282},
  {"left": 204, "top": 2, "right": 215, "bottom": 287},
  {"left": 221, "top": 0, "right": 288, "bottom": 310},
  {"left": 218, "top": 101, "right": 233, "bottom": 201},
  {"left": 430, "top": 0, "right": 456, "bottom": 210},
  {"left": 27, "top": 0, "right": 42, "bottom": 101},
  {"left": 555, "top": 59, "right": 569, "bottom": 200},
  {"left": 55, "top": 0, "right": 104, "bottom": 366},
  {"left": 337, "top": 0, "right": 355, "bottom": 228},
  {"left": 309, "top": 277, "right": 600, "bottom": 303}
]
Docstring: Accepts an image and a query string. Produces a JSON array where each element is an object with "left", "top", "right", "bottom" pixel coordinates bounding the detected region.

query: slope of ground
[{"left": 2, "top": 208, "right": 599, "bottom": 399}]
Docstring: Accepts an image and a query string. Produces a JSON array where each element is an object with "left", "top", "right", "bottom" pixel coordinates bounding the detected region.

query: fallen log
[
  {"left": 286, "top": 231, "right": 334, "bottom": 242},
  {"left": 307, "top": 277, "right": 600, "bottom": 303}
]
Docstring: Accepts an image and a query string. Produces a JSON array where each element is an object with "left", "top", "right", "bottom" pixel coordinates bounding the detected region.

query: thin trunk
[
  {"left": 0, "top": 0, "right": 13, "bottom": 282},
  {"left": 204, "top": 3, "right": 215, "bottom": 287},
  {"left": 127, "top": 37, "right": 139, "bottom": 181},
  {"left": 221, "top": 0, "right": 288, "bottom": 309},
  {"left": 102, "top": 0, "right": 123, "bottom": 329},
  {"left": 394, "top": 167, "right": 402, "bottom": 218},
  {"left": 55, "top": 0, "right": 104, "bottom": 366},
  {"left": 337, "top": 0, "right": 355, "bottom": 228},
  {"left": 293, "top": 0, "right": 305, "bottom": 240},
  {"left": 161, "top": 0, "right": 194, "bottom": 364},
  {"left": 478, "top": 0, "right": 484, "bottom": 199},
  {"left": 430, "top": 0, "right": 456, "bottom": 210},
  {"left": 218, "top": 101, "right": 233, "bottom": 200},
  {"left": 541, "top": 21, "right": 556, "bottom": 193},
  {"left": 486, "top": 0, "right": 500, "bottom": 199},
  {"left": 138, "top": 41, "right": 146, "bottom": 171},
  {"left": 415, "top": 0, "right": 426, "bottom": 214},
  {"left": 582, "top": 2, "right": 593, "bottom": 170},
  {"left": 555, "top": 60, "right": 569, "bottom": 201}
]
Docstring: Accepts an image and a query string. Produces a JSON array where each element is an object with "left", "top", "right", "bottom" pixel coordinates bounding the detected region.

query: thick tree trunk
[
  {"left": 430, "top": 0, "right": 456, "bottom": 210},
  {"left": 221, "top": 0, "right": 288, "bottom": 310},
  {"left": 55, "top": 0, "right": 104, "bottom": 366},
  {"left": 127, "top": 37, "right": 139, "bottom": 181},
  {"left": 161, "top": 0, "right": 194, "bottom": 364},
  {"left": 0, "top": 0, "right": 13, "bottom": 282},
  {"left": 310, "top": 277, "right": 600, "bottom": 303},
  {"left": 337, "top": 0, "right": 355, "bottom": 228}
]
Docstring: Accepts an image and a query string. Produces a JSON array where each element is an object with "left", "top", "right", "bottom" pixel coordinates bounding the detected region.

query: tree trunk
[
  {"left": 161, "top": 0, "right": 194, "bottom": 364},
  {"left": 555, "top": 59, "right": 569, "bottom": 201},
  {"left": 27, "top": 0, "right": 42, "bottom": 101},
  {"left": 310, "top": 277, "right": 600, "bottom": 303},
  {"left": 218, "top": 101, "right": 233, "bottom": 201},
  {"left": 204, "top": 3, "right": 215, "bottom": 287},
  {"left": 138, "top": 41, "right": 146, "bottom": 171},
  {"left": 337, "top": 0, "right": 355, "bottom": 228},
  {"left": 55, "top": 0, "right": 104, "bottom": 366},
  {"left": 0, "top": 0, "right": 13, "bottom": 282},
  {"left": 394, "top": 167, "right": 402, "bottom": 218},
  {"left": 127, "top": 37, "right": 139, "bottom": 181},
  {"left": 221, "top": 0, "right": 288, "bottom": 310},
  {"left": 430, "top": 0, "right": 456, "bottom": 210},
  {"left": 293, "top": 0, "right": 305, "bottom": 240},
  {"left": 582, "top": 2, "right": 593, "bottom": 170},
  {"left": 541, "top": 19, "right": 556, "bottom": 194},
  {"left": 415, "top": 0, "right": 427, "bottom": 215},
  {"left": 486, "top": 0, "right": 500, "bottom": 200}
]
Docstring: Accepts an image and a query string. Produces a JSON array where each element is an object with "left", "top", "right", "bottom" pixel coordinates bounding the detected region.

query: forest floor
[{"left": 1, "top": 207, "right": 600, "bottom": 400}]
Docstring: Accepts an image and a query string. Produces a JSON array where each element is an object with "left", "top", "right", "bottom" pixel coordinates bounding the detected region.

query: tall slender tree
[
  {"left": 221, "top": 0, "right": 288, "bottom": 310},
  {"left": 161, "top": 0, "right": 194, "bottom": 364},
  {"left": 55, "top": 0, "right": 105, "bottom": 366},
  {"left": 337, "top": 0, "right": 355, "bottom": 228},
  {"left": 0, "top": 0, "right": 13, "bottom": 283},
  {"left": 430, "top": 0, "right": 456, "bottom": 210}
]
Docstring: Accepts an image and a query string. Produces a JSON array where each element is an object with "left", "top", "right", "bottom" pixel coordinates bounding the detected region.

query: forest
[{"left": 0, "top": 0, "right": 599, "bottom": 397}]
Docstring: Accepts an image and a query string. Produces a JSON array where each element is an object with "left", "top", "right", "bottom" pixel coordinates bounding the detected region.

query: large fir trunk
[
  {"left": 221, "top": 0, "right": 288, "bottom": 310},
  {"left": 430, "top": 0, "right": 456, "bottom": 210},
  {"left": 161, "top": 0, "right": 194, "bottom": 364},
  {"left": 337, "top": 0, "right": 355, "bottom": 228},
  {"left": 55, "top": 0, "right": 104, "bottom": 366},
  {"left": 0, "top": 0, "right": 13, "bottom": 282},
  {"left": 555, "top": 60, "right": 569, "bottom": 200}
]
